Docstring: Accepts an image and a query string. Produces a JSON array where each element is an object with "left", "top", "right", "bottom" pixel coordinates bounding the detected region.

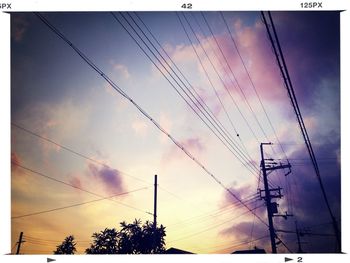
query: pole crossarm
[
  {"left": 265, "top": 163, "right": 291, "bottom": 171},
  {"left": 261, "top": 11, "right": 341, "bottom": 251}
]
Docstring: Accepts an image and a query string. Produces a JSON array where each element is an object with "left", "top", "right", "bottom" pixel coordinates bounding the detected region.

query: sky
[{"left": 11, "top": 11, "right": 341, "bottom": 254}]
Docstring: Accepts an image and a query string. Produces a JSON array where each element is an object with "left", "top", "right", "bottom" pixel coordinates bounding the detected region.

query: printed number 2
[
  {"left": 297, "top": 257, "right": 303, "bottom": 262},
  {"left": 181, "top": 3, "right": 192, "bottom": 9}
]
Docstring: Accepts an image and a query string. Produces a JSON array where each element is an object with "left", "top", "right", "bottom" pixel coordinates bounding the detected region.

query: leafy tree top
[
  {"left": 85, "top": 219, "right": 166, "bottom": 254},
  {"left": 54, "top": 235, "right": 77, "bottom": 255}
]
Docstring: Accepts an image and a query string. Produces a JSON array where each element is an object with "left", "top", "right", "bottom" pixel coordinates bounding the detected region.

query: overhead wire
[
  {"left": 200, "top": 12, "right": 270, "bottom": 144},
  {"left": 34, "top": 12, "right": 269, "bottom": 231},
  {"left": 114, "top": 12, "right": 258, "bottom": 176},
  {"left": 12, "top": 121, "right": 211, "bottom": 216},
  {"left": 201, "top": 13, "right": 297, "bottom": 250},
  {"left": 249, "top": 169, "right": 262, "bottom": 249},
  {"left": 220, "top": 11, "right": 289, "bottom": 161},
  {"left": 260, "top": 11, "right": 340, "bottom": 249},
  {"left": 276, "top": 229, "right": 336, "bottom": 237},
  {"left": 190, "top": 12, "right": 256, "bottom": 162},
  {"left": 179, "top": 12, "right": 280, "bottom": 192},
  {"left": 209, "top": 235, "right": 269, "bottom": 253},
  {"left": 24, "top": 235, "right": 90, "bottom": 244},
  {"left": 10, "top": 243, "right": 18, "bottom": 254},
  {"left": 167, "top": 193, "right": 261, "bottom": 229},
  {"left": 12, "top": 161, "right": 152, "bottom": 216},
  {"left": 168, "top": 203, "right": 264, "bottom": 244},
  {"left": 185, "top": 14, "right": 246, "bottom": 142},
  {"left": 124, "top": 13, "right": 276, "bottom": 221},
  {"left": 219, "top": 11, "right": 290, "bottom": 193},
  {"left": 179, "top": 12, "right": 262, "bottom": 148},
  {"left": 11, "top": 122, "right": 151, "bottom": 186},
  {"left": 11, "top": 187, "right": 148, "bottom": 219},
  {"left": 132, "top": 11, "right": 255, "bottom": 169}
]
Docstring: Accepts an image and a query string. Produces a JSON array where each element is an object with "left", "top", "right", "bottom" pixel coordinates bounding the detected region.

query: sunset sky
[{"left": 11, "top": 11, "right": 340, "bottom": 254}]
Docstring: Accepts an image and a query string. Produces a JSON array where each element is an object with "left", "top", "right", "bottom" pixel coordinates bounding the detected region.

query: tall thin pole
[
  {"left": 261, "top": 11, "right": 340, "bottom": 251},
  {"left": 16, "top": 231, "right": 24, "bottom": 255},
  {"left": 153, "top": 174, "right": 157, "bottom": 228},
  {"left": 295, "top": 221, "right": 303, "bottom": 253},
  {"left": 260, "top": 143, "right": 277, "bottom": 253}
]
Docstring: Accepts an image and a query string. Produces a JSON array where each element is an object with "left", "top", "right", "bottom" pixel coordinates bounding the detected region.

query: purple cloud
[
  {"left": 218, "top": 135, "right": 340, "bottom": 253},
  {"left": 87, "top": 163, "right": 124, "bottom": 195},
  {"left": 163, "top": 136, "right": 206, "bottom": 162},
  {"left": 223, "top": 184, "right": 256, "bottom": 205},
  {"left": 12, "top": 14, "right": 30, "bottom": 42}
]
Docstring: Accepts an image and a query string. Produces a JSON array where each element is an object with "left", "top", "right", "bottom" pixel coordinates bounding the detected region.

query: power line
[
  {"left": 249, "top": 169, "right": 262, "bottom": 249},
  {"left": 12, "top": 122, "right": 208, "bottom": 215},
  {"left": 199, "top": 13, "right": 286, "bottom": 190},
  {"left": 276, "top": 229, "right": 336, "bottom": 237},
  {"left": 12, "top": 161, "right": 152, "bottom": 215},
  {"left": 168, "top": 203, "right": 264, "bottom": 244},
  {"left": 190, "top": 12, "right": 257, "bottom": 161},
  {"left": 261, "top": 11, "right": 340, "bottom": 249},
  {"left": 11, "top": 187, "right": 148, "bottom": 219},
  {"left": 179, "top": 12, "right": 262, "bottom": 148},
  {"left": 175, "top": 12, "right": 263, "bottom": 184},
  {"left": 113, "top": 12, "right": 257, "bottom": 176},
  {"left": 179, "top": 12, "right": 280, "bottom": 193},
  {"left": 210, "top": 235, "right": 269, "bottom": 253},
  {"left": 34, "top": 12, "right": 268, "bottom": 232},
  {"left": 275, "top": 235, "right": 293, "bottom": 253},
  {"left": 220, "top": 12, "right": 289, "bottom": 161},
  {"left": 24, "top": 235, "right": 90, "bottom": 244},
  {"left": 219, "top": 12, "right": 291, "bottom": 195},
  {"left": 167, "top": 193, "right": 260, "bottom": 229},
  {"left": 200, "top": 12, "right": 270, "bottom": 144},
  {"left": 10, "top": 243, "right": 18, "bottom": 254},
  {"left": 11, "top": 122, "right": 151, "bottom": 186},
  {"left": 186, "top": 14, "right": 245, "bottom": 140},
  {"left": 131, "top": 11, "right": 255, "bottom": 169}
]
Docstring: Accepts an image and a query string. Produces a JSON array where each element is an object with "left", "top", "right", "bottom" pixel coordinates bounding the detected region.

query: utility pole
[
  {"left": 153, "top": 174, "right": 157, "bottom": 229},
  {"left": 261, "top": 11, "right": 341, "bottom": 251},
  {"left": 295, "top": 221, "right": 303, "bottom": 253},
  {"left": 260, "top": 143, "right": 292, "bottom": 253},
  {"left": 16, "top": 231, "right": 24, "bottom": 255}
]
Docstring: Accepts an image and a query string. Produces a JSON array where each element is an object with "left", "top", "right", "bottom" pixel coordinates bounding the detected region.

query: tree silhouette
[
  {"left": 84, "top": 219, "right": 166, "bottom": 254},
  {"left": 54, "top": 235, "right": 76, "bottom": 254},
  {"left": 85, "top": 228, "right": 119, "bottom": 254},
  {"left": 118, "top": 219, "right": 166, "bottom": 254}
]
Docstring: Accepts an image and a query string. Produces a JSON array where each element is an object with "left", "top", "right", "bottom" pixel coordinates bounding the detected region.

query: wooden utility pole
[
  {"left": 260, "top": 143, "right": 292, "bottom": 253},
  {"left": 260, "top": 143, "right": 277, "bottom": 253},
  {"left": 153, "top": 174, "right": 157, "bottom": 228},
  {"left": 16, "top": 231, "right": 24, "bottom": 254}
]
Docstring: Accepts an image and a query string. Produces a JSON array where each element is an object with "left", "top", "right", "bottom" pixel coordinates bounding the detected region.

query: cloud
[
  {"left": 68, "top": 175, "right": 83, "bottom": 189},
  {"left": 221, "top": 220, "right": 268, "bottom": 240},
  {"left": 157, "top": 17, "right": 286, "bottom": 123},
  {"left": 162, "top": 136, "right": 205, "bottom": 162},
  {"left": 12, "top": 14, "right": 30, "bottom": 42},
  {"left": 218, "top": 134, "right": 340, "bottom": 253},
  {"left": 87, "top": 163, "right": 124, "bottom": 195},
  {"left": 158, "top": 112, "right": 173, "bottom": 143},
  {"left": 110, "top": 60, "right": 131, "bottom": 79},
  {"left": 13, "top": 99, "right": 90, "bottom": 158},
  {"left": 223, "top": 183, "right": 256, "bottom": 205},
  {"left": 183, "top": 137, "right": 205, "bottom": 152},
  {"left": 11, "top": 152, "right": 22, "bottom": 172}
]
